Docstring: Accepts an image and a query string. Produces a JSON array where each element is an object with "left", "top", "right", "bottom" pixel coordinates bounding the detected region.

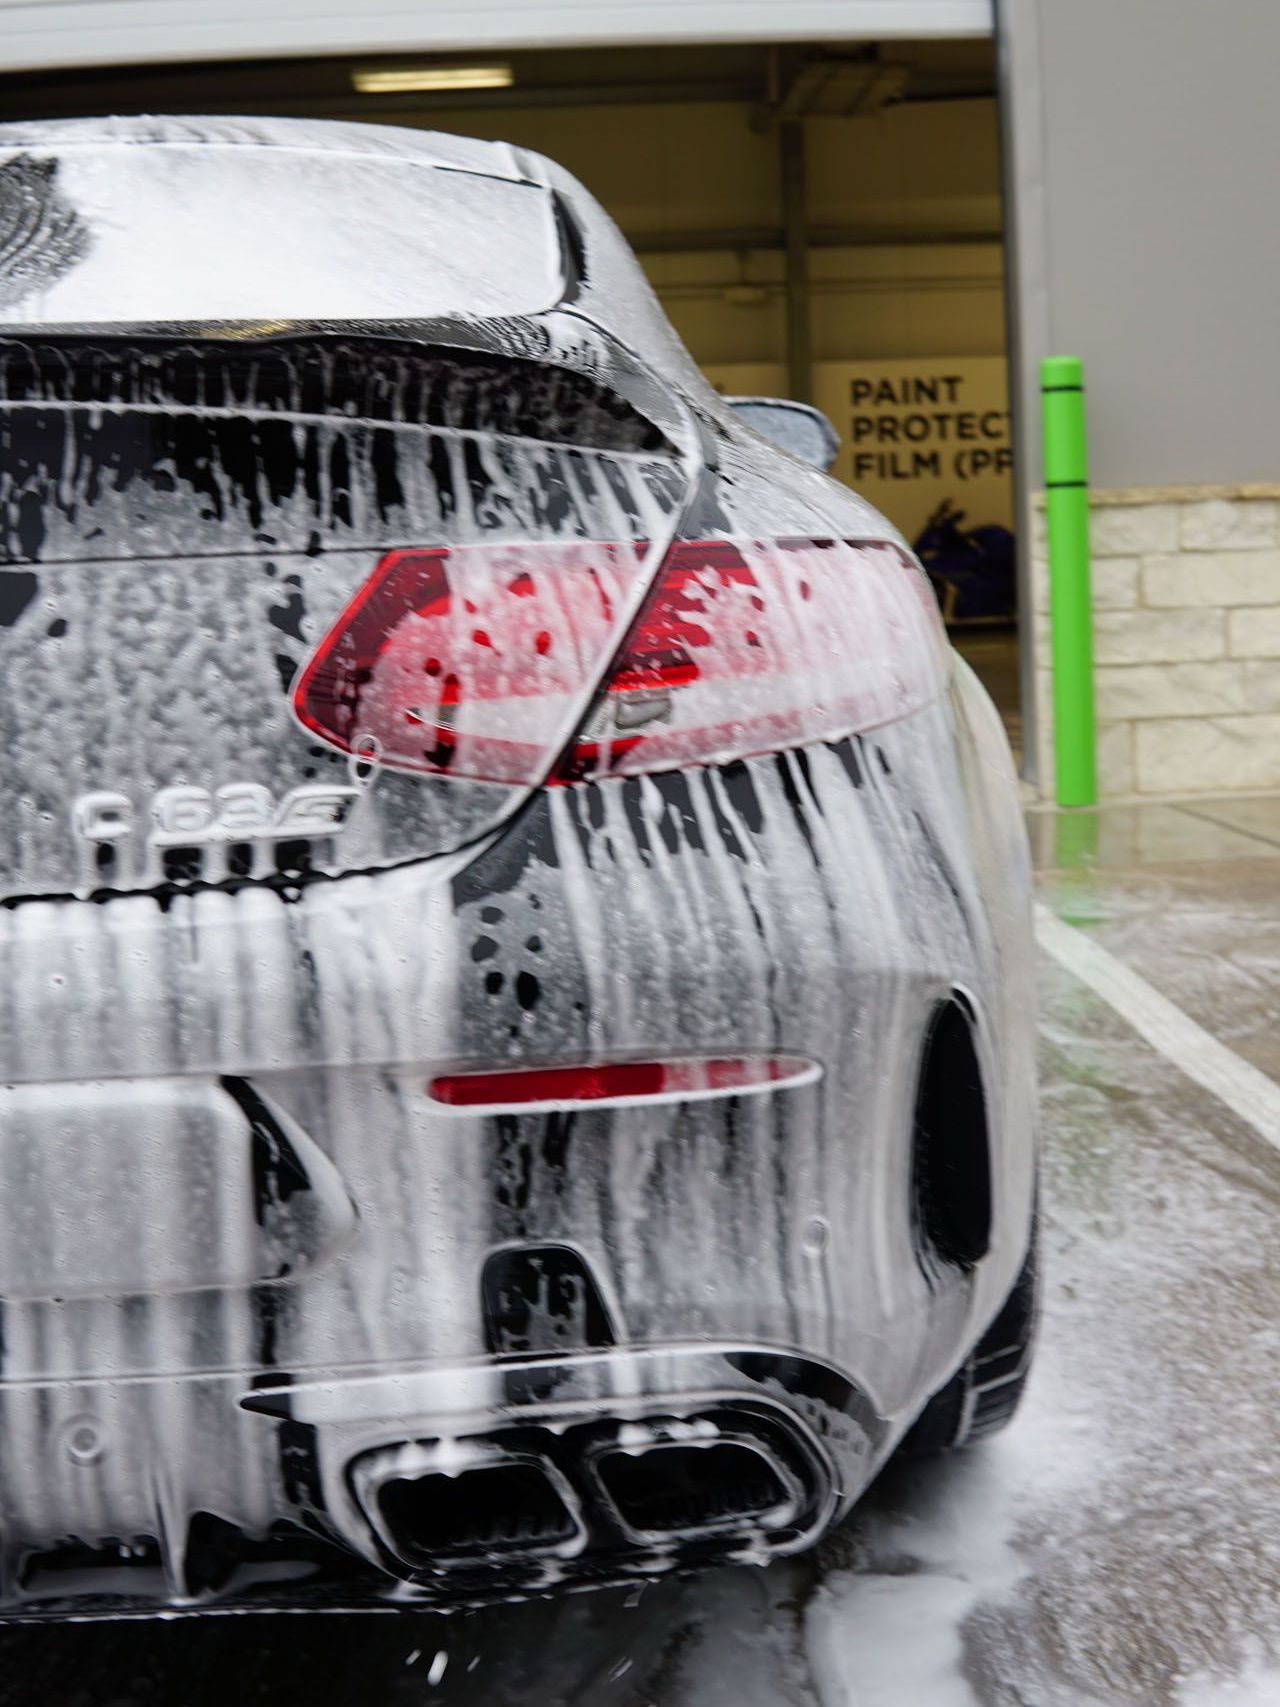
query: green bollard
[{"left": 1041, "top": 355, "right": 1097, "bottom": 807}]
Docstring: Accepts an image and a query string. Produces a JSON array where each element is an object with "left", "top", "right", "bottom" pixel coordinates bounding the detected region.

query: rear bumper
[
  {"left": 0, "top": 694, "right": 1038, "bottom": 1613},
  {"left": 1, "top": 1344, "right": 880, "bottom": 1616}
]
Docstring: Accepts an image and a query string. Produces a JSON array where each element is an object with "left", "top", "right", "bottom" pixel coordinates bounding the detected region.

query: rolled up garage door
[{"left": 0, "top": 0, "right": 994, "bottom": 75}]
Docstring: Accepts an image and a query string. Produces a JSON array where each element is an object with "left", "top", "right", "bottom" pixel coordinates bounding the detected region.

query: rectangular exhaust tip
[
  {"left": 595, "top": 1440, "right": 798, "bottom": 1541},
  {"left": 373, "top": 1460, "right": 578, "bottom": 1567}
]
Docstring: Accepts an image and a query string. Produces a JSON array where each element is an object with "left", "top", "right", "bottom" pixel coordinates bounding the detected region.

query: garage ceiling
[{"left": 0, "top": 0, "right": 992, "bottom": 76}]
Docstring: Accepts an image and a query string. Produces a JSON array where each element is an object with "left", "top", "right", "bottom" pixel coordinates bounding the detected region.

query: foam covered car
[{"left": 0, "top": 116, "right": 1038, "bottom": 1614}]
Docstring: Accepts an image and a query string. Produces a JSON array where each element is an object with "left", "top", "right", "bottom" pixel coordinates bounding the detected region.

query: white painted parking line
[{"left": 1034, "top": 902, "right": 1280, "bottom": 1150}]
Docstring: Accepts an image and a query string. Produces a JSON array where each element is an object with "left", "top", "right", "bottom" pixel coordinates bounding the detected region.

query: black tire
[{"left": 897, "top": 1212, "right": 1040, "bottom": 1458}]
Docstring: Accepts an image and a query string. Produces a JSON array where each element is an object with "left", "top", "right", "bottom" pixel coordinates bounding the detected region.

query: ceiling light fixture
[{"left": 352, "top": 64, "right": 514, "bottom": 96}]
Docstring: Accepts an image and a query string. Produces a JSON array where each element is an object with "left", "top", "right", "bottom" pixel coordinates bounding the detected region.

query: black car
[{"left": 0, "top": 115, "right": 1038, "bottom": 1614}]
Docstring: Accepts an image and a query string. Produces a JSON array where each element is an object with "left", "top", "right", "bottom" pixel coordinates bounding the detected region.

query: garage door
[{"left": 0, "top": 0, "right": 993, "bottom": 74}]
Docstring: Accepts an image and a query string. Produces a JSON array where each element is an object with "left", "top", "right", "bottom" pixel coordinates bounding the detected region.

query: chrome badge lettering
[{"left": 71, "top": 784, "right": 361, "bottom": 846}]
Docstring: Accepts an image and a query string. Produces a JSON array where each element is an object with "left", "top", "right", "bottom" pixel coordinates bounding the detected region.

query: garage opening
[{"left": 2, "top": 36, "right": 1020, "bottom": 758}]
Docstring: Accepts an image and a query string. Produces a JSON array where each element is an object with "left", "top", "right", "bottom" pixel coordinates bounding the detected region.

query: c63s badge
[{"left": 71, "top": 784, "right": 362, "bottom": 847}]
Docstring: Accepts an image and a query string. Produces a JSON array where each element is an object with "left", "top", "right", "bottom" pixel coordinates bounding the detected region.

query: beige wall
[{"left": 648, "top": 242, "right": 1005, "bottom": 368}]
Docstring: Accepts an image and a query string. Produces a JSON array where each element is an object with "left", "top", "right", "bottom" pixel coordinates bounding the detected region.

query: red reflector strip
[{"left": 427, "top": 1055, "right": 819, "bottom": 1112}]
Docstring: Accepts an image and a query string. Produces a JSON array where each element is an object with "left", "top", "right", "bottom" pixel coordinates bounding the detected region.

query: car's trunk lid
[{"left": 0, "top": 328, "right": 695, "bottom": 899}]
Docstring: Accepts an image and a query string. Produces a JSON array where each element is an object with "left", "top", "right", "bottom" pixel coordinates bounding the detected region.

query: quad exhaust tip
[
  {"left": 348, "top": 1417, "right": 810, "bottom": 1578},
  {"left": 376, "top": 1460, "right": 579, "bottom": 1566},
  {"left": 350, "top": 1444, "right": 585, "bottom": 1573},
  {"left": 592, "top": 1437, "right": 801, "bottom": 1544}
]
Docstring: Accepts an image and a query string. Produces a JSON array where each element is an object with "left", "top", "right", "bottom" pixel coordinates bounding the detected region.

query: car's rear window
[{"left": 0, "top": 143, "right": 563, "bottom": 324}]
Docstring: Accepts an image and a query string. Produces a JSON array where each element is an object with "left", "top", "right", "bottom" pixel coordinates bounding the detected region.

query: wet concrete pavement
[{"left": 3, "top": 797, "right": 1280, "bottom": 1705}]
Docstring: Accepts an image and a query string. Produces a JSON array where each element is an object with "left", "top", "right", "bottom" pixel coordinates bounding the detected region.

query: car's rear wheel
[{"left": 897, "top": 1212, "right": 1040, "bottom": 1458}]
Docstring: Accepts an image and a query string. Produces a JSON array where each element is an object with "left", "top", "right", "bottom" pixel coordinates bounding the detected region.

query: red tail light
[
  {"left": 561, "top": 537, "right": 945, "bottom": 780},
  {"left": 293, "top": 537, "right": 944, "bottom": 785},
  {"left": 292, "top": 540, "right": 650, "bottom": 785}
]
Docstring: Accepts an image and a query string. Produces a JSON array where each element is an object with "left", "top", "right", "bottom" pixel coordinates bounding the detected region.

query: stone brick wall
[{"left": 1032, "top": 486, "right": 1280, "bottom": 797}]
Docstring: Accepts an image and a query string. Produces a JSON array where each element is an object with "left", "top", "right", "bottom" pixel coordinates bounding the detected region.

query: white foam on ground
[
  {"left": 803, "top": 1389, "right": 1093, "bottom": 1707},
  {"left": 1178, "top": 1658, "right": 1280, "bottom": 1704}
]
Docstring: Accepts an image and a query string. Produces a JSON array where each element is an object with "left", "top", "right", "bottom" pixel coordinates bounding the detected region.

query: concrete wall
[
  {"left": 1002, "top": 0, "right": 1280, "bottom": 797},
  {"left": 1003, "top": 0, "right": 1280, "bottom": 493}
]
